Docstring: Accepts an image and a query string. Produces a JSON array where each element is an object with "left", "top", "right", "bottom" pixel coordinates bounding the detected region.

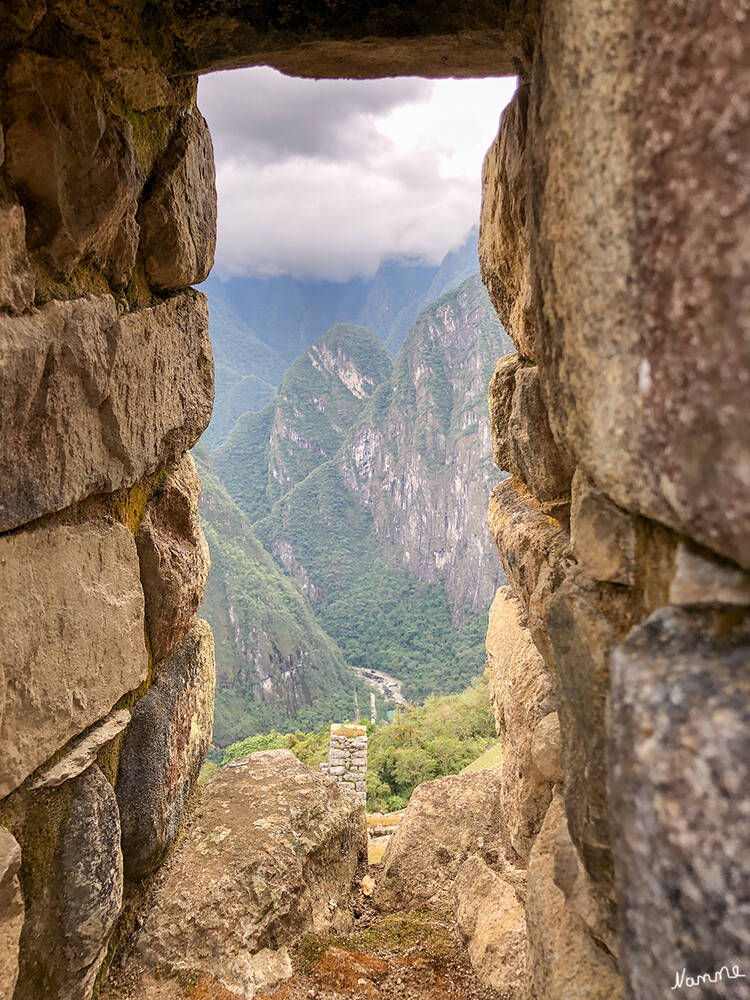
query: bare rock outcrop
[
  {"left": 0, "top": 292, "right": 214, "bottom": 532},
  {"left": 0, "top": 518, "right": 147, "bottom": 798},
  {"left": 374, "top": 770, "right": 505, "bottom": 912},
  {"left": 126, "top": 750, "right": 366, "bottom": 999},
  {"left": 116, "top": 620, "right": 215, "bottom": 880},
  {"left": 136, "top": 453, "right": 211, "bottom": 664}
]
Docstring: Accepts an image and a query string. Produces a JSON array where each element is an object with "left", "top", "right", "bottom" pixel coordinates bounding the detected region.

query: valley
[{"left": 197, "top": 243, "right": 511, "bottom": 753}]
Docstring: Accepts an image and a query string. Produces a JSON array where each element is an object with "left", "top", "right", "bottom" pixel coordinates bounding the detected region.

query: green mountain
[
  {"left": 194, "top": 446, "right": 376, "bottom": 750},
  {"left": 200, "top": 230, "right": 479, "bottom": 446},
  {"left": 206, "top": 275, "right": 510, "bottom": 709},
  {"left": 212, "top": 324, "right": 393, "bottom": 521},
  {"left": 340, "top": 273, "right": 513, "bottom": 617}
]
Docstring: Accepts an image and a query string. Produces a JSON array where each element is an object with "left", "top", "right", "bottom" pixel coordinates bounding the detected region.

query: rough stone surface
[
  {"left": 480, "top": 85, "right": 535, "bottom": 360},
  {"left": 546, "top": 570, "right": 616, "bottom": 896},
  {"left": 486, "top": 587, "right": 555, "bottom": 862},
  {"left": 527, "top": 0, "right": 750, "bottom": 569},
  {"left": 508, "top": 365, "right": 573, "bottom": 503},
  {"left": 0, "top": 518, "right": 147, "bottom": 798},
  {"left": 530, "top": 711, "right": 562, "bottom": 784},
  {"left": 0, "top": 203, "right": 35, "bottom": 313},
  {"left": 29, "top": 708, "right": 130, "bottom": 790},
  {"left": 51, "top": 0, "right": 176, "bottom": 111},
  {"left": 454, "top": 855, "right": 527, "bottom": 998},
  {"left": 92, "top": 200, "right": 140, "bottom": 288},
  {"left": 669, "top": 542, "right": 750, "bottom": 607},
  {"left": 15, "top": 765, "right": 123, "bottom": 1000},
  {"left": 0, "top": 827, "right": 24, "bottom": 1000},
  {"left": 609, "top": 607, "right": 750, "bottom": 1000},
  {"left": 131, "top": 750, "right": 366, "bottom": 998},
  {"left": 5, "top": 0, "right": 47, "bottom": 33},
  {"left": 0, "top": 292, "right": 214, "bottom": 532},
  {"left": 488, "top": 353, "right": 520, "bottom": 473},
  {"left": 117, "top": 620, "right": 215, "bottom": 880},
  {"left": 138, "top": 109, "right": 216, "bottom": 290},
  {"left": 552, "top": 795, "right": 619, "bottom": 959},
  {"left": 374, "top": 770, "right": 505, "bottom": 912},
  {"left": 4, "top": 51, "right": 139, "bottom": 275},
  {"left": 136, "top": 454, "right": 210, "bottom": 664},
  {"left": 488, "top": 476, "right": 573, "bottom": 667},
  {"left": 526, "top": 793, "right": 622, "bottom": 1000},
  {"left": 570, "top": 470, "right": 636, "bottom": 586}
]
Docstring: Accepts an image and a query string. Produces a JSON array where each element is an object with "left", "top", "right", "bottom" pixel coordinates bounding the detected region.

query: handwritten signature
[{"left": 672, "top": 966, "right": 746, "bottom": 990}]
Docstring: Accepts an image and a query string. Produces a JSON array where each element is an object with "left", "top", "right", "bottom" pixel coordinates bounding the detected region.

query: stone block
[
  {"left": 669, "top": 542, "right": 750, "bottom": 607},
  {"left": 14, "top": 765, "right": 123, "bottom": 1000},
  {"left": 488, "top": 353, "right": 520, "bottom": 473},
  {"left": 479, "top": 85, "right": 536, "bottom": 360},
  {"left": 526, "top": 793, "right": 622, "bottom": 1000},
  {"left": 117, "top": 620, "right": 215, "bottom": 880},
  {"left": 0, "top": 518, "right": 147, "bottom": 798},
  {"left": 0, "top": 291, "right": 214, "bottom": 532},
  {"left": 138, "top": 109, "right": 216, "bottom": 291},
  {"left": 528, "top": 0, "right": 750, "bottom": 569},
  {"left": 547, "top": 570, "right": 616, "bottom": 895},
  {"left": 0, "top": 828, "right": 24, "bottom": 1000},
  {"left": 552, "top": 797, "right": 619, "bottom": 958},
  {"left": 486, "top": 587, "right": 555, "bottom": 862},
  {"left": 0, "top": 203, "right": 34, "bottom": 313},
  {"left": 136, "top": 453, "right": 210, "bottom": 664},
  {"left": 131, "top": 751, "right": 366, "bottom": 998},
  {"left": 609, "top": 607, "right": 750, "bottom": 1000},
  {"left": 374, "top": 770, "right": 505, "bottom": 912},
  {"left": 570, "top": 471, "right": 636, "bottom": 586},
  {"left": 454, "top": 856, "right": 527, "bottom": 998},
  {"left": 530, "top": 711, "right": 562, "bottom": 783},
  {"left": 508, "top": 365, "right": 573, "bottom": 503},
  {"left": 29, "top": 708, "right": 130, "bottom": 790},
  {"left": 4, "top": 52, "right": 139, "bottom": 275},
  {"left": 488, "top": 476, "right": 574, "bottom": 666},
  {"left": 328, "top": 766, "right": 346, "bottom": 777}
]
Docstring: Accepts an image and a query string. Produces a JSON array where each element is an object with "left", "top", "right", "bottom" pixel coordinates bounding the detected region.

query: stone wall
[
  {"left": 0, "top": 14, "right": 218, "bottom": 999},
  {"left": 478, "top": 4, "right": 750, "bottom": 998},
  {"left": 0, "top": 1, "right": 748, "bottom": 998},
  {"left": 320, "top": 724, "right": 368, "bottom": 803}
]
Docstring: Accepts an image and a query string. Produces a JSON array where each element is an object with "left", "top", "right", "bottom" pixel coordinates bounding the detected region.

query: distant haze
[{"left": 198, "top": 69, "right": 516, "bottom": 282}]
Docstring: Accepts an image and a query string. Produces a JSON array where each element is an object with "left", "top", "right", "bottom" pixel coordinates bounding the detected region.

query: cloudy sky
[{"left": 198, "top": 69, "right": 516, "bottom": 282}]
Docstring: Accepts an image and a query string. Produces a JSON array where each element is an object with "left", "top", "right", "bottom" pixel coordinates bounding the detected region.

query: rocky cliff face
[{"left": 341, "top": 274, "right": 513, "bottom": 619}]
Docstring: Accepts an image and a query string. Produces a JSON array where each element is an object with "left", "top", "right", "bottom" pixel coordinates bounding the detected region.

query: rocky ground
[
  {"left": 261, "top": 871, "right": 505, "bottom": 1000},
  {"left": 104, "top": 863, "right": 504, "bottom": 1000}
]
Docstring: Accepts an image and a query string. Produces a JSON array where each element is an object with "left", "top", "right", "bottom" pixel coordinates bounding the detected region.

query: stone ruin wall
[
  {"left": 319, "top": 724, "right": 368, "bottom": 802},
  {"left": 0, "top": 1, "right": 748, "bottom": 998},
  {"left": 0, "top": 5, "right": 220, "bottom": 997},
  {"left": 478, "top": 3, "right": 750, "bottom": 999}
]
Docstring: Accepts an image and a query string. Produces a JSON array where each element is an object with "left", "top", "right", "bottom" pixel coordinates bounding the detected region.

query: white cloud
[{"left": 198, "top": 68, "right": 516, "bottom": 281}]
